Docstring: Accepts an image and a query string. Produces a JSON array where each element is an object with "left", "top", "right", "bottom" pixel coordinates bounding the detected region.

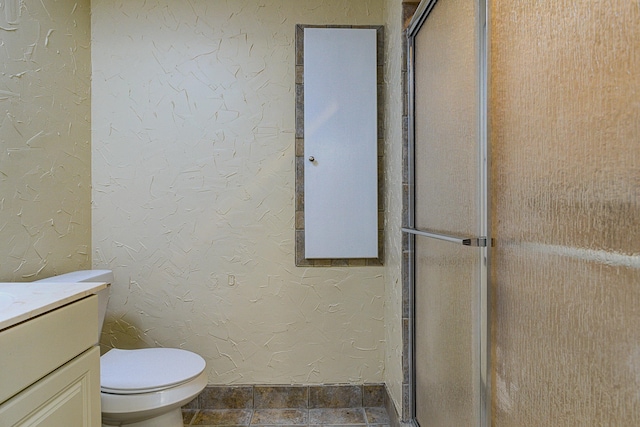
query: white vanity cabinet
[{"left": 0, "top": 295, "right": 101, "bottom": 427}]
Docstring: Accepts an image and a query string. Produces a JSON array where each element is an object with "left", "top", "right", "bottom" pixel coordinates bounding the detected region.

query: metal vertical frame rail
[{"left": 479, "top": 0, "right": 491, "bottom": 425}]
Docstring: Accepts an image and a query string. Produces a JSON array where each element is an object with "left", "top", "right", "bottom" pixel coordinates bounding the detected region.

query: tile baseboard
[{"left": 185, "top": 383, "right": 388, "bottom": 410}]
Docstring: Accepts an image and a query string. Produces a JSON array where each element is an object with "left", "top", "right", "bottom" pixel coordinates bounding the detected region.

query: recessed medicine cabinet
[{"left": 294, "top": 24, "right": 384, "bottom": 267}]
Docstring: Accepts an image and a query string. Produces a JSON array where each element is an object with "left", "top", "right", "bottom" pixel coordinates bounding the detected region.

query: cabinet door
[
  {"left": 303, "top": 27, "right": 379, "bottom": 259},
  {"left": 0, "top": 347, "right": 100, "bottom": 427}
]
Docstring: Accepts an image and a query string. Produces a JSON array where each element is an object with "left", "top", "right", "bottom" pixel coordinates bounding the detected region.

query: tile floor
[{"left": 182, "top": 406, "right": 391, "bottom": 426}]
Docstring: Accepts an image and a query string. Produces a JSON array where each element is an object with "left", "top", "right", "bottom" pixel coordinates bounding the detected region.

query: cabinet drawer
[{"left": 0, "top": 295, "right": 97, "bottom": 403}]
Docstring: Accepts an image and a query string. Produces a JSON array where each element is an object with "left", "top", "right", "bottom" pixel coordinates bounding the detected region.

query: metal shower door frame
[{"left": 404, "top": 0, "right": 490, "bottom": 425}]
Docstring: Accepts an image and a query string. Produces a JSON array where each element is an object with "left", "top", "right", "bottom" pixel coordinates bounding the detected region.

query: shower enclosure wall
[{"left": 404, "top": 0, "right": 639, "bottom": 426}]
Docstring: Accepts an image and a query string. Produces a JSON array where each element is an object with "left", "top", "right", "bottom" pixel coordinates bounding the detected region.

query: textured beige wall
[
  {"left": 0, "top": 0, "right": 92, "bottom": 281},
  {"left": 491, "top": 1, "right": 640, "bottom": 424},
  {"left": 382, "top": 0, "right": 404, "bottom": 413},
  {"left": 92, "top": 0, "right": 386, "bottom": 385}
]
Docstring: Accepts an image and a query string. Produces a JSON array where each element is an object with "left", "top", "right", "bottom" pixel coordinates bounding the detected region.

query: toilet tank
[{"left": 36, "top": 270, "right": 113, "bottom": 343}]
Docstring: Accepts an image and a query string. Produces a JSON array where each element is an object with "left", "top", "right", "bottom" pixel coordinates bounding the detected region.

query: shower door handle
[{"left": 402, "top": 227, "right": 487, "bottom": 247}]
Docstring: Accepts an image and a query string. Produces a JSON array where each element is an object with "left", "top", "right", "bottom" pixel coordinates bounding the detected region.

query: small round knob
[{"left": 308, "top": 156, "right": 315, "bottom": 162}]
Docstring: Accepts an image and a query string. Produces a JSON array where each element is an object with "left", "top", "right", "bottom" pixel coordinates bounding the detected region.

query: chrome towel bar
[{"left": 401, "top": 227, "right": 487, "bottom": 247}]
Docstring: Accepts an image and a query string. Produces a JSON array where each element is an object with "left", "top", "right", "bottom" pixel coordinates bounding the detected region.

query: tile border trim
[{"left": 186, "top": 383, "right": 387, "bottom": 410}]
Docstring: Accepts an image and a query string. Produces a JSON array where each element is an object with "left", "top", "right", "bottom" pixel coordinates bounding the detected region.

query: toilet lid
[{"left": 100, "top": 348, "right": 206, "bottom": 394}]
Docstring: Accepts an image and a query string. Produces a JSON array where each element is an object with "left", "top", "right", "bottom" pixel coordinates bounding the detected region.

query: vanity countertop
[{"left": 0, "top": 282, "right": 108, "bottom": 331}]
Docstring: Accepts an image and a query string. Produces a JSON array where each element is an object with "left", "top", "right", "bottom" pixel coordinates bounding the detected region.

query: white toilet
[{"left": 37, "top": 270, "right": 207, "bottom": 427}]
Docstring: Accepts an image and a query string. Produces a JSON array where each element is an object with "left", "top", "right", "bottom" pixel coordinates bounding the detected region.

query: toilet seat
[{"left": 101, "top": 348, "right": 206, "bottom": 394}]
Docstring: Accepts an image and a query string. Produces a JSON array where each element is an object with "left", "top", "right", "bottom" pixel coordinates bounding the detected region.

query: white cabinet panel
[
  {"left": 0, "top": 295, "right": 97, "bottom": 404},
  {"left": 0, "top": 347, "right": 100, "bottom": 427},
  {"left": 303, "top": 28, "right": 378, "bottom": 259},
  {"left": 0, "top": 295, "right": 100, "bottom": 426}
]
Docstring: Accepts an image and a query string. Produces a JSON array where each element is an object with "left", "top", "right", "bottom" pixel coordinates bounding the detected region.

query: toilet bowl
[{"left": 36, "top": 270, "right": 207, "bottom": 427}]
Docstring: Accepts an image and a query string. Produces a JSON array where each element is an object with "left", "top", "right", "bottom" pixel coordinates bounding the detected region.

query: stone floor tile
[
  {"left": 364, "top": 407, "right": 390, "bottom": 424},
  {"left": 251, "top": 408, "right": 309, "bottom": 425},
  {"left": 308, "top": 408, "right": 367, "bottom": 425},
  {"left": 191, "top": 409, "right": 253, "bottom": 426},
  {"left": 309, "top": 425, "right": 368, "bottom": 427}
]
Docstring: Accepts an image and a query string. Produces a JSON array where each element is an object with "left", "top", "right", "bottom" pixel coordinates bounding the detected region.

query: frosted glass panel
[
  {"left": 415, "top": 237, "right": 479, "bottom": 426},
  {"left": 413, "top": 0, "right": 478, "bottom": 236},
  {"left": 304, "top": 28, "right": 378, "bottom": 259},
  {"left": 410, "top": 0, "right": 482, "bottom": 425},
  {"left": 490, "top": 1, "right": 640, "bottom": 425}
]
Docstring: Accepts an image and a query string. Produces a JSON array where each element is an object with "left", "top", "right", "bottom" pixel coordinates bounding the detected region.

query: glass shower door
[{"left": 405, "top": 0, "right": 487, "bottom": 425}]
